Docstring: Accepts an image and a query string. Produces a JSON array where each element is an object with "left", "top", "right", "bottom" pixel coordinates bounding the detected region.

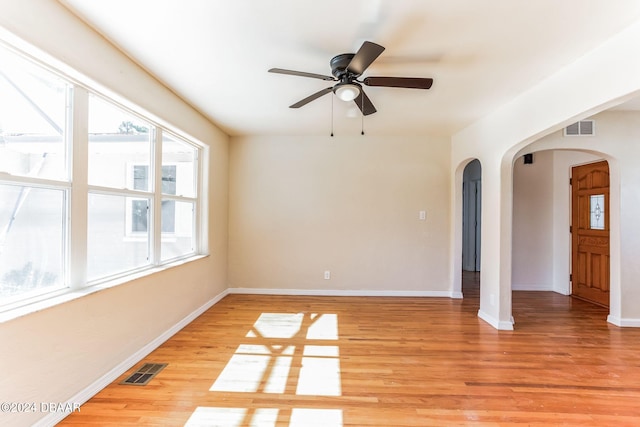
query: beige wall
[
  {"left": 229, "top": 135, "right": 452, "bottom": 294},
  {"left": 512, "top": 150, "right": 555, "bottom": 290},
  {"left": 0, "top": 1, "right": 229, "bottom": 426}
]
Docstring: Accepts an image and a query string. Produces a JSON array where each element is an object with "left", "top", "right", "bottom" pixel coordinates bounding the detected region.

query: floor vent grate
[{"left": 121, "top": 363, "right": 167, "bottom": 386}]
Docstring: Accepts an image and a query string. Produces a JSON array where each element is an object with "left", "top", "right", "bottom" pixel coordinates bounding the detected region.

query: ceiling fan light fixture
[{"left": 334, "top": 83, "right": 360, "bottom": 102}]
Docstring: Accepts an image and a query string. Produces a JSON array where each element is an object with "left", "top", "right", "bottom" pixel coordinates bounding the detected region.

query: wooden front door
[{"left": 571, "top": 161, "right": 610, "bottom": 307}]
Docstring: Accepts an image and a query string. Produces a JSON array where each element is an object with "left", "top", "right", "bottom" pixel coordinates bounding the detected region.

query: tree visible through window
[{"left": 119, "top": 120, "right": 149, "bottom": 134}]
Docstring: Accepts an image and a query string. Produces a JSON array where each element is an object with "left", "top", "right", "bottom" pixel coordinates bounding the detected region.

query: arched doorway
[
  {"left": 461, "top": 159, "right": 481, "bottom": 297},
  {"left": 462, "top": 159, "right": 481, "bottom": 273},
  {"left": 510, "top": 146, "right": 618, "bottom": 316}
]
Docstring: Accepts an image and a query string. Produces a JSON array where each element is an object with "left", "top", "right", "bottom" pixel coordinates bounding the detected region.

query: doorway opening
[
  {"left": 510, "top": 148, "right": 613, "bottom": 317},
  {"left": 462, "top": 159, "right": 481, "bottom": 294}
]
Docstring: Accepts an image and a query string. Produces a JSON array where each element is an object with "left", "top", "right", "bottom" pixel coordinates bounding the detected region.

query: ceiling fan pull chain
[
  {"left": 361, "top": 93, "right": 365, "bottom": 135},
  {"left": 331, "top": 93, "right": 334, "bottom": 137}
]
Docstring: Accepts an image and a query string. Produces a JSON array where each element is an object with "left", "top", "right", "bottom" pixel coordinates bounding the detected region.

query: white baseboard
[
  {"left": 35, "top": 289, "right": 229, "bottom": 427},
  {"left": 607, "top": 315, "right": 640, "bottom": 327},
  {"left": 228, "top": 287, "right": 455, "bottom": 298},
  {"left": 478, "top": 309, "right": 514, "bottom": 330}
]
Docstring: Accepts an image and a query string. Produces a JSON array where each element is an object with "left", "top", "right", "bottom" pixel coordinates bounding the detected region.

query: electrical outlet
[
  {"left": 324, "top": 271, "right": 331, "bottom": 280},
  {"left": 419, "top": 210, "right": 426, "bottom": 220}
]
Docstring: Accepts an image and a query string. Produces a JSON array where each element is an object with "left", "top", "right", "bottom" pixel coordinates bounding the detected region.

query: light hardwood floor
[{"left": 59, "top": 274, "right": 640, "bottom": 426}]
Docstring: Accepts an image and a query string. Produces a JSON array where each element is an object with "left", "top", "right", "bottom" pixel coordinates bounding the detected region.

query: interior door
[
  {"left": 571, "top": 161, "right": 610, "bottom": 307},
  {"left": 473, "top": 180, "right": 481, "bottom": 271},
  {"left": 462, "top": 179, "right": 481, "bottom": 271}
]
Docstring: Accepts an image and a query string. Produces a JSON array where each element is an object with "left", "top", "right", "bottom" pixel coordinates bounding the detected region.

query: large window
[{"left": 0, "top": 43, "right": 203, "bottom": 310}]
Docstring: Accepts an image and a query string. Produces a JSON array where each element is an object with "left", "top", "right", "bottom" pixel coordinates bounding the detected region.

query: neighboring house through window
[{"left": 130, "top": 164, "right": 178, "bottom": 234}]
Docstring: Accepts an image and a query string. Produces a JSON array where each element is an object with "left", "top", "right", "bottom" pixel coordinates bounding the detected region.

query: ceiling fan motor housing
[{"left": 330, "top": 53, "right": 356, "bottom": 78}]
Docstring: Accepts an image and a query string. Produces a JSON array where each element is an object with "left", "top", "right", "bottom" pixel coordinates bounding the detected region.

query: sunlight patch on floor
[
  {"left": 249, "top": 313, "right": 304, "bottom": 338},
  {"left": 306, "top": 313, "right": 338, "bottom": 340},
  {"left": 290, "top": 408, "right": 343, "bottom": 426},
  {"left": 184, "top": 407, "right": 343, "bottom": 427},
  {"left": 184, "top": 407, "right": 247, "bottom": 427},
  {"left": 210, "top": 354, "right": 270, "bottom": 393},
  {"left": 203, "top": 312, "right": 343, "bottom": 425},
  {"left": 297, "top": 354, "right": 341, "bottom": 396}
]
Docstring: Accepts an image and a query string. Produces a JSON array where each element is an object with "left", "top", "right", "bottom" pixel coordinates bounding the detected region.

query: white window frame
[{"left": 0, "top": 43, "right": 205, "bottom": 315}]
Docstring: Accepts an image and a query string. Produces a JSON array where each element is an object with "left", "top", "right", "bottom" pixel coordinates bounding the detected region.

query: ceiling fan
[{"left": 269, "top": 41, "right": 433, "bottom": 116}]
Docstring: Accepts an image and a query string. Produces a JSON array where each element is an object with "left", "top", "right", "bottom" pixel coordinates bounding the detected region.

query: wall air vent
[
  {"left": 121, "top": 363, "right": 167, "bottom": 386},
  {"left": 564, "top": 120, "right": 594, "bottom": 136}
]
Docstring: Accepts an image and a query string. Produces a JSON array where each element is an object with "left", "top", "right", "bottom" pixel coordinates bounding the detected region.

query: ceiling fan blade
[
  {"left": 354, "top": 89, "right": 377, "bottom": 116},
  {"left": 363, "top": 76, "right": 433, "bottom": 89},
  {"left": 290, "top": 87, "right": 334, "bottom": 108},
  {"left": 269, "top": 68, "right": 335, "bottom": 81},
  {"left": 347, "top": 41, "right": 385, "bottom": 76}
]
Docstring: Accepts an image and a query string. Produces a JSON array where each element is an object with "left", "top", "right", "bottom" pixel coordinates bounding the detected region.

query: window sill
[{"left": 0, "top": 254, "right": 208, "bottom": 324}]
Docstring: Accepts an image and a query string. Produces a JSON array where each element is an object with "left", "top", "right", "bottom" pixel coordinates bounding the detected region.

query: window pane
[
  {"left": 87, "top": 193, "right": 150, "bottom": 281},
  {"left": 161, "top": 200, "right": 176, "bottom": 233},
  {"left": 162, "top": 165, "right": 176, "bottom": 195},
  {"left": 0, "top": 184, "right": 66, "bottom": 302},
  {"left": 133, "top": 165, "right": 149, "bottom": 191},
  {"left": 0, "top": 45, "right": 69, "bottom": 181},
  {"left": 88, "top": 95, "right": 152, "bottom": 190},
  {"left": 131, "top": 199, "right": 149, "bottom": 232},
  {"left": 161, "top": 200, "right": 194, "bottom": 261},
  {"left": 162, "top": 133, "right": 196, "bottom": 197},
  {"left": 590, "top": 194, "right": 605, "bottom": 230}
]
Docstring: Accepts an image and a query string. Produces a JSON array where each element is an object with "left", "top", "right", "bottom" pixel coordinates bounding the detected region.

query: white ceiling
[{"left": 58, "top": 0, "right": 640, "bottom": 137}]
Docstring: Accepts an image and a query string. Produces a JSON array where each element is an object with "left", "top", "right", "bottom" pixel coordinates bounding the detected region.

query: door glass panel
[{"left": 590, "top": 194, "right": 605, "bottom": 230}]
